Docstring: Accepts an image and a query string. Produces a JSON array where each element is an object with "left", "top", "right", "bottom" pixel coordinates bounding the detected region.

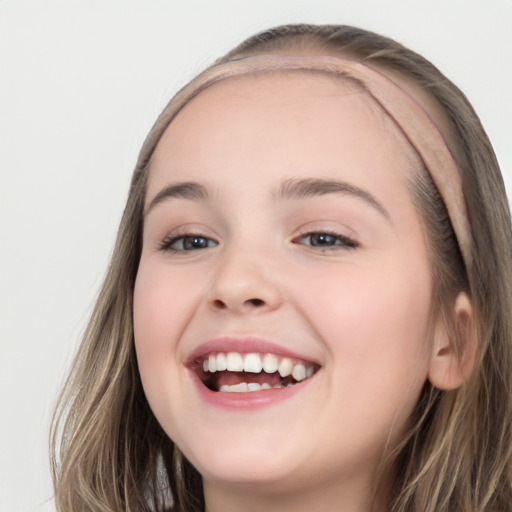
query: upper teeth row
[{"left": 202, "top": 352, "right": 314, "bottom": 382}]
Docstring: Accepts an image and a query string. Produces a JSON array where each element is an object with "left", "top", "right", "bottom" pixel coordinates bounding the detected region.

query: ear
[{"left": 428, "top": 292, "right": 477, "bottom": 390}]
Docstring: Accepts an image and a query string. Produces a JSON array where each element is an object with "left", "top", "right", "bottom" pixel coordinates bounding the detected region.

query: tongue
[{"left": 216, "top": 371, "right": 282, "bottom": 387}]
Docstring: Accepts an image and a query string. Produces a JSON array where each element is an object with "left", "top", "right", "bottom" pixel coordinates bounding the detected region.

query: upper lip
[{"left": 185, "top": 336, "right": 320, "bottom": 367}]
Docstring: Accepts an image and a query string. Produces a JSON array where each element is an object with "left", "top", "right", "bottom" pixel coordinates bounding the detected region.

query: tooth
[
  {"left": 273, "top": 384, "right": 282, "bottom": 389},
  {"left": 216, "top": 353, "right": 227, "bottom": 371},
  {"left": 226, "top": 352, "right": 244, "bottom": 372},
  {"left": 292, "top": 363, "right": 307, "bottom": 382},
  {"left": 261, "top": 383, "right": 272, "bottom": 390},
  {"left": 278, "top": 357, "right": 293, "bottom": 377},
  {"left": 244, "top": 353, "right": 263, "bottom": 373},
  {"left": 208, "top": 354, "right": 217, "bottom": 373},
  {"left": 286, "top": 383, "right": 294, "bottom": 387},
  {"left": 247, "top": 383, "right": 262, "bottom": 391},
  {"left": 203, "top": 359, "right": 209, "bottom": 372},
  {"left": 262, "top": 353, "right": 279, "bottom": 373},
  {"left": 219, "top": 382, "right": 249, "bottom": 392},
  {"left": 306, "top": 366, "right": 314, "bottom": 378}
]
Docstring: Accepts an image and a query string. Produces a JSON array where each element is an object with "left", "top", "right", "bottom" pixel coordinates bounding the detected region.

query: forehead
[
  {"left": 167, "top": 70, "right": 385, "bottom": 132},
  {"left": 148, "top": 71, "right": 415, "bottom": 200},
  {"left": 150, "top": 70, "right": 416, "bottom": 173}
]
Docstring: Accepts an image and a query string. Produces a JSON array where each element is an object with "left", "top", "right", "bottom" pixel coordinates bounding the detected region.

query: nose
[{"left": 206, "top": 244, "right": 283, "bottom": 314}]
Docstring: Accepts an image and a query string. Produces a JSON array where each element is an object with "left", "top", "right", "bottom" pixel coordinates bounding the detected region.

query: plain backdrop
[{"left": 0, "top": 1, "right": 511, "bottom": 510}]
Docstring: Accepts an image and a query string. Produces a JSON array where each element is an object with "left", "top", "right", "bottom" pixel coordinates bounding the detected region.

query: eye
[
  {"left": 295, "top": 231, "right": 358, "bottom": 250},
  {"left": 159, "top": 234, "right": 218, "bottom": 252}
]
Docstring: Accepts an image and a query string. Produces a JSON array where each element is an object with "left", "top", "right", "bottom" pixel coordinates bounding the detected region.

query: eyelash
[
  {"left": 158, "top": 230, "right": 358, "bottom": 253},
  {"left": 158, "top": 233, "right": 218, "bottom": 253},
  {"left": 293, "top": 230, "right": 359, "bottom": 251}
]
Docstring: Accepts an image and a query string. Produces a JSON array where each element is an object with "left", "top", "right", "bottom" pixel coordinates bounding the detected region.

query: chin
[{"left": 183, "top": 439, "right": 309, "bottom": 491}]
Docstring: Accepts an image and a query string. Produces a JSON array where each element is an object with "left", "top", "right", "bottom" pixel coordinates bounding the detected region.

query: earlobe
[{"left": 428, "top": 292, "right": 477, "bottom": 390}]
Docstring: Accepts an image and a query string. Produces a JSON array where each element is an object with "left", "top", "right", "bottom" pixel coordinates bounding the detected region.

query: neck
[{"left": 203, "top": 472, "right": 389, "bottom": 512}]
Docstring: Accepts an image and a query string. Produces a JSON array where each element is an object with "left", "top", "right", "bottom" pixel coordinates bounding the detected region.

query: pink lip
[
  {"left": 185, "top": 337, "right": 319, "bottom": 410},
  {"left": 188, "top": 368, "right": 314, "bottom": 410},
  {"left": 185, "top": 337, "right": 317, "bottom": 365}
]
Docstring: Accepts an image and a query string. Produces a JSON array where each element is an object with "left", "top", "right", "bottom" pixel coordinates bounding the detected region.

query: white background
[{"left": 0, "top": 1, "right": 511, "bottom": 510}]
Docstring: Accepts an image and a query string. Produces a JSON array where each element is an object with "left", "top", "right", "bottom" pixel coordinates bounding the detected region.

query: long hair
[{"left": 50, "top": 24, "right": 512, "bottom": 511}]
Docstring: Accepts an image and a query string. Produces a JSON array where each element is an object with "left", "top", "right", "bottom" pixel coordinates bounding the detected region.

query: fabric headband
[{"left": 138, "top": 55, "right": 472, "bottom": 267}]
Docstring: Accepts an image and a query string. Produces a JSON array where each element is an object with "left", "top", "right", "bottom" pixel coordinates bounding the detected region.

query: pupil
[
  {"left": 184, "top": 236, "right": 208, "bottom": 250},
  {"left": 311, "top": 233, "right": 335, "bottom": 246}
]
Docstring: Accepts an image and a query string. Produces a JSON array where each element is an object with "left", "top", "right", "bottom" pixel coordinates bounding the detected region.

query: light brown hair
[{"left": 50, "top": 24, "right": 512, "bottom": 511}]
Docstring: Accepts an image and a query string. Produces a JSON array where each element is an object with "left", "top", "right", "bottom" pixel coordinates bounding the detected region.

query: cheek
[
  {"left": 298, "top": 257, "right": 433, "bottom": 413},
  {"left": 133, "top": 262, "right": 197, "bottom": 382},
  {"left": 339, "top": 272, "right": 428, "bottom": 360},
  {"left": 132, "top": 261, "right": 206, "bottom": 441}
]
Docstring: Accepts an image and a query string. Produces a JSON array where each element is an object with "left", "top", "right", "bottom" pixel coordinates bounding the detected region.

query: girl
[{"left": 50, "top": 24, "right": 512, "bottom": 511}]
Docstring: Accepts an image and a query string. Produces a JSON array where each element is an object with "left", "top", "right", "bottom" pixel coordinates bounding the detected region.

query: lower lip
[{"left": 189, "top": 370, "right": 313, "bottom": 410}]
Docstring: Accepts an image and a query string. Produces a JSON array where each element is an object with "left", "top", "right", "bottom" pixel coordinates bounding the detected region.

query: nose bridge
[{"left": 207, "top": 238, "right": 282, "bottom": 313}]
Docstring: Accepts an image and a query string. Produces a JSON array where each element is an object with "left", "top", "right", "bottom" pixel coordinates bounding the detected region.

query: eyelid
[
  {"left": 156, "top": 225, "right": 219, "bottom": 253},
  {"left": 292, "top": 227, "right": 360, "bottom": 251},
  {"left": 158, "top": 234, "right": 218, "bottom": 253}
]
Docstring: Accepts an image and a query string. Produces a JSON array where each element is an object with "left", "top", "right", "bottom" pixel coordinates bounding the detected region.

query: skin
[{"left": 134, "top": 72, "right": 451, "bottom": 512}]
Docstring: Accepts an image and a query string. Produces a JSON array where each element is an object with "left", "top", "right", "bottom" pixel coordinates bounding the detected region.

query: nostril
[
  {"left": 247, "top": 298, "right": 264, "bottom": 307},
  {"left": 211, "top": 298, "right": 264, "bottom": 310}
]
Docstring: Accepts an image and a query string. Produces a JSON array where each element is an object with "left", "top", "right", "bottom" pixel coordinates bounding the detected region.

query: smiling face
[{"left": 133, "top": 72, "right": 436, "bottom": 506}]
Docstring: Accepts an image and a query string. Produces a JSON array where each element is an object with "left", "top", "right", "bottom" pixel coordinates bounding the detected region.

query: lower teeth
[
  {"left": 218, "top": 382, "right": 295, "bottom": 393},
  {"left": 203, "top": 367, "right": 318, "bottom": 393}
]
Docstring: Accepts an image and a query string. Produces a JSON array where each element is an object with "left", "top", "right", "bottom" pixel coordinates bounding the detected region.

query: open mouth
[{"left": 192, "top": 352, "right": 320, "bottom": 392}]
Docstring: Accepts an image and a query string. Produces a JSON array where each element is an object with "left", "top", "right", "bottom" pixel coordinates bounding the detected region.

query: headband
[{"left": 138, "top": 55, "right": 472, "bottom": 267}]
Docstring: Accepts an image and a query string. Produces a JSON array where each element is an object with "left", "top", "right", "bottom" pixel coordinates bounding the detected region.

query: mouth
[{"left": 190, "top": 351, "right": 320, "bottom": 393}]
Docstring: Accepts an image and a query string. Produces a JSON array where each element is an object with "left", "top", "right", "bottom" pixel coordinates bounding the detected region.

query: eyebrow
[
  {"left": 145, "top": 181, "right": 210, "bottom": 216},
  {"left": 145, "top": 177, "right": 389, "bottom": 220},
  {"left": 274, "top": 178, "right": 389, "bottom": 219}
]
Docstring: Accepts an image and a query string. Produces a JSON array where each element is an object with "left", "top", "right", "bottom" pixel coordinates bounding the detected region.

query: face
[{"left": 134, "top": 73, "right": 434, "bottom": 497}]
